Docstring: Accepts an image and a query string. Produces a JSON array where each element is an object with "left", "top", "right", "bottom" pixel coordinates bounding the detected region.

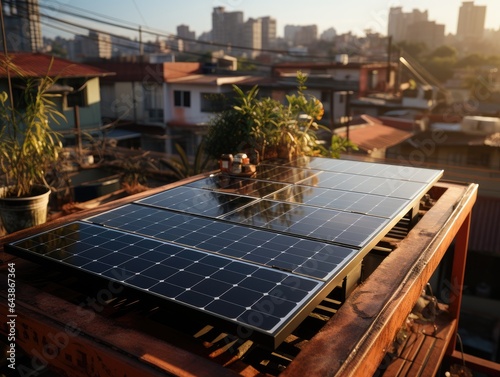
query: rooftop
[
  {"left": 0, "top": 157, "right": 491, "bottom": 376},
  {"left": 0, "top": 52, "right": 113, "bottom": 79}
]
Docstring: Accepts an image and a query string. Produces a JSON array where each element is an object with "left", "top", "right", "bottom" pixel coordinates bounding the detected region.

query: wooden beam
[
  {"left": 281, "top": 182, "right": 478, "bottom": 377},
  {"left": 0, "top": 281, "right": 241, "bottom": 377},
  {"left": 446, "top": 212, "right": 471, "bottom": 355},
  {"left": 448, "top": 350, "right": 500, "bottom": 377}
]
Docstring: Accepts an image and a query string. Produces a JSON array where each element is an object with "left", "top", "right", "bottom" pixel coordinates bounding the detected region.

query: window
[
  {"left": 67, "top": 90, "right": 87, "bottom": 108},
  {"left": 200, "top": 93, "right": 230, "bottom": 113},
  {"left": 467, "top": 149, "right": 490, "bottom": 167},
  {"left": 174, "top": 90, "right": 191, "bottom": 107}
]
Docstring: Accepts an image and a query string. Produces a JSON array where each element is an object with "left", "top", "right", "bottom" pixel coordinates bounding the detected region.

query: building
[
  {"left": 70, "top": 31, "right": 112, "bottom": 62},
  {"left": 406, "top": 20, "right": 445, "bottom": 50},
  {"left": 1, "top": 0, "right": 43, "bottom": 52},
  {"left": 457, "top": 1, "right": 487, "bottom": 41},
  {"left": 177, "top": 24, "right": 195, "bottom": 41},
  {"left": 0, "top": 53, "right": 112, "bottom": 144},
  {"left": 320, "top": 27, "right": 337, "bottom": 42},
  {"left": 260, "top": 16, "right": 277, "bottom": 50},
  {"left": 242, "top": 18, "right": 262, "bottom": 58},
  {"left": 271, "top": 61, "right": 398, "bottom": 127},
  {"left": 177, "top": 24, "right": 196, "bottom": 51},
  {"left": 388, "top": 7, "right": 429, "bottom": 43},
  {"left": 284, "top": 24, "right": 318, "bottom": 46},
  {"left": 87, "top": 60, "right": 255, "bottom": 156},
  {"left": 211, "top": 6, "right": 244, "bottom": 48}
]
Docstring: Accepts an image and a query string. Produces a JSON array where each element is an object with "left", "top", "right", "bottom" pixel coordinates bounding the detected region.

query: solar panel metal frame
[
  {"left": 5, "top": 157, "right": 443, "bottom": 349},
  {"left": 6, "top": 221, "right": 344, "bottom": 349}
]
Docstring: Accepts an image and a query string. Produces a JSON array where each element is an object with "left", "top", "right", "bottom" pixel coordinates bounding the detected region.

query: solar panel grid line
[
  {"left": 6, "top": 221, "right": 333, "bottom": 348},
  {"left": 282, "top": 157, "right": 442, "bottom": 184},
  {"left": 220, "top": 199, "right": 388, "bottom": 249},
  {"left": 138, "top": 186, "right": 260, "bottom": 219},
  {"left": 186, "top": 174, "right": 294, "bottom": 199},
  {"left": 85, "top": 204, "right": 358, "bottom": 281},
  {"left": 263, "top": 184, "right": 408, "bottom": 219}
]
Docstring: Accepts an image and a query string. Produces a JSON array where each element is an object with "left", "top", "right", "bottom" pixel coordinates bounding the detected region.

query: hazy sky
[{"left": 41, "top": 0, "right": 500, "bottom": 39}]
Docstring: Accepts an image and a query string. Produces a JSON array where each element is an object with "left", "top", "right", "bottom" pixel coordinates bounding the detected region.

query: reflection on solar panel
[
  {"left": 6, "top": 157, "right": 443, "bottom": 349},
  {"left": 87, "top": 204, "right": 357, "bottom": 281},
  {"left": 7, "top": 221, "right": 325, "bottom": 346}
]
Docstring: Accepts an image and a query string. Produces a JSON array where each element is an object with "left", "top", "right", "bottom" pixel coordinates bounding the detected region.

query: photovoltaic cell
[
  {"left": 137, "top": 186, "right": 257, "bottom": 217},
  {"left": 6, "top": 221, "right": 325, "bottom": 347},
  {"left": 283, "top": 157, "right": 441, "bottom": 183},
  {"left": 298, "top": 171, "right": 432, "bottom": 200},
  {"left": 87, "top": 203, "right": 357, "bottom": 281},
  {"left": 254, "top": 164, "right": 321, "bottom": 183},
  {"left": 187, "top": 175, "right": 289, "bottom": 198},
  {"left": 219, "top": 199, "right": 388, "bottom": 247},
  {"left": 267, "top": 184, "right": 408, "bottom": 218}
]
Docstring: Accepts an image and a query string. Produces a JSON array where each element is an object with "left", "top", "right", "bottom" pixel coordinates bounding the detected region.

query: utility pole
[{"left": 0, "top": 0, "right": 14, "bottom": 106}]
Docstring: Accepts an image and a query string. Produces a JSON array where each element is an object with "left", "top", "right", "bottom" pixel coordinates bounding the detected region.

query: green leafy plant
[
  {"left": 0, "top": 64, "right": 65, "bottom": 198},
  {"left": 204, "top": 71, "right": 353, "bottom": 162},
  {"left": 320, "top": 135, "right": 359, "bottom": 158},
  {"left": 160, "top": 140, "right": 211, "bottom": 180}
]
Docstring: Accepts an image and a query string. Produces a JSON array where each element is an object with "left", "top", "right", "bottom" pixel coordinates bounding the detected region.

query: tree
[
  {"left": 428, "top": 45, "right": 457, "bottom": 59},
  {"left": 396, "top": 41, "right": 428, "bottom": 60}
]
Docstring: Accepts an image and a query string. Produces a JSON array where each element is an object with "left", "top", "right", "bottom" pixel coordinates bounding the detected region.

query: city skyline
[{"left": 39, "top": 0, "right": 500, "bottom": 40}]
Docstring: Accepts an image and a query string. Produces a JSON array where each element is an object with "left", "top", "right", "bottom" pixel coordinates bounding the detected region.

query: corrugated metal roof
[
  {"left": 469, "top": 196, "right": 500, "bottom": 255},
  {"left": 0, "top": 52, "right": 113, "bottom": 78},
  {"left": 335, "top": 115, "right": 412, "bottom": 153}
]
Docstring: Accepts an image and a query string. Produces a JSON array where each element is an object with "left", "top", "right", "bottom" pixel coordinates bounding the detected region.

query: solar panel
[
  {"left": 186, "top": 175, "right": 289, "bottom": 198},
  {"left": 5, "top": 157, "right": 443, "bottom": 349},
  {"left": 219, "top": 200, "right": 388, "bottom": 247},
  {"left": 87, "top": 204, "right": 357, "bottom": 281},
  {"left": 267, "top": 184, "right": 408, "bottom": 218},
  {"left": 6, "top": 221, "right": 328, "bottom": 347},
  {"left": 283, "top": 157, "right": 441, "bottom": 183},
  {"left": 138, "top": 186, "right": 257, "bottom": 217}
]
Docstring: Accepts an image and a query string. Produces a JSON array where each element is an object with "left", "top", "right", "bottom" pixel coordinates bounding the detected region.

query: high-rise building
[
  {"left": 260, "top": 16, "right": 276, "bottom": 50},
  {"left": 457, "top": 1, "right": 486, "bottom": 41},
  {"left": 284, "top": 24, "right": 317, "bottom": 46},
  {"left": 320, "top": 27, "right": 337, "bottom": 42},
  {"left": 1, "top": 0, "right": 43, "bottom": 52},
  {"left": 177, "top": 24, "right": 196, "bottom": 51},
  {"left": 284, "top": 25, "right": 301, "bottom": 44},
  {"left": 70, "top": 31, "right": 112, "bottom": 62},
  {"left": 211, "top": 7, "right": 243, "bottom": 47},
  {"left": 388, "top": 7, "right": 428, "bottom": 43},
  {"left": 242, "top": 18, "right": 262, "bottom": 57},
  {"left": 295, "top": 25, "right": 318, "bottom": 46},
  {"left": 177, "top": 25, "right": 196, "bottom": 41},
  {"left": 406, "top": 21, "right": 445, "bottom": 50}
]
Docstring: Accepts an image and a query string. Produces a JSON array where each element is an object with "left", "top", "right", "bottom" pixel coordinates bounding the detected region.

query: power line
[{"left": 37, "top": 2, "right": 343, "bottom": 61}]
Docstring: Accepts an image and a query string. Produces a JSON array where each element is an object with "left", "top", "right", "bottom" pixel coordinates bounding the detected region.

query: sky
[{"left": 40, "top": 0, "right": 500, "bottom": 40}]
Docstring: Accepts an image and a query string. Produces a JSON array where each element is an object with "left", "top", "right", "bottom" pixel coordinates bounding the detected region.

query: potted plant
[
  {"left": 0, "top": 64, "right": 65, "bottom": 234},
  {"left": 205, "top": 72, "right": 335, "bottom": 162},
  {"left": 205, "top": 72, "right": 358, "bottom": 163}
]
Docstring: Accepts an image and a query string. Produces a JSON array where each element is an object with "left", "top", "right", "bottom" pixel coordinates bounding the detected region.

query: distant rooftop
[{"left": 0, "top": 52, "right": 113, "bottom": 79}]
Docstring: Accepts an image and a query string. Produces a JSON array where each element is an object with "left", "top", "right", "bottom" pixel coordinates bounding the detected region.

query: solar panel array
[{"left": 6, "top": 157, "right": 443, "bottom": 348}]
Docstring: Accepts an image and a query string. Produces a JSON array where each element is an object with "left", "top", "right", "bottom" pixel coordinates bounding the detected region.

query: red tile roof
[{"left": 0, "top": 53, "right": 113, "bottom": 78}]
